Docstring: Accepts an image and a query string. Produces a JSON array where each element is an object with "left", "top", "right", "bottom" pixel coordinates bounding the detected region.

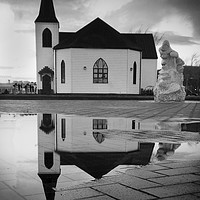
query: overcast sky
[{"left": 0, "top": 0, "right": 200, "bottom": 83}]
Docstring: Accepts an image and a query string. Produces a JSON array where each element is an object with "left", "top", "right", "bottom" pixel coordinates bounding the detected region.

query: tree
[
  {"left": 132, "top": 26, "right": 165, "bottom": 46},
  {"left": 190, "top": 53, "right": 200, "bottom": 66}
]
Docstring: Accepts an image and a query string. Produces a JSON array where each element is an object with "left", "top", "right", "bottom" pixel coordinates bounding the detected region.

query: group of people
[{"left": 12, "top": 82, "right": 37, "bottom": 94}]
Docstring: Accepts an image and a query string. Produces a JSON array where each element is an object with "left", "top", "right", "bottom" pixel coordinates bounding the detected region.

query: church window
[
  {"left": 93, "top": 58, "right": 108, "bottom": 83},
  {"left": 61, "top": 60, "right": 65, "bottom": 83},
  {"left": 93, "top": 119, "right": 107, "bottom": 129},
  {"left": 42, "top": 28, "right": 52, "bottom": 47},
  {"left": 133, "top": 62, "right": 137, "bottom": 84},
  {"left": 132, "top": 120, "right": 135, "bottom": 129},
  {"left": 92, "top": 119, "right": 107, "bottom": 144},
  {"left": 44, "top": 152, "right": 53, "bottom": 169},
  {"left": 61, "top": 118, "right": 66, "bottom": 141}
]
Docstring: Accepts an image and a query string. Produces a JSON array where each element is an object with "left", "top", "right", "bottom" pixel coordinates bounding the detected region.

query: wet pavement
[{"left": 0, "top": 100, "right": 200, "bottom": 199}]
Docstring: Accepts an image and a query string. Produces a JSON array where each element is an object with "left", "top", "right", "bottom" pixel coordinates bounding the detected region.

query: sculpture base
[{"left": 154, "top": 89, "right": 186, "bottom": 103}]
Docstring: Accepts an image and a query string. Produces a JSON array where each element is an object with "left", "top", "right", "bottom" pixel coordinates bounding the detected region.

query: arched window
[
  {"left": 44, "top": 152, "right": 53, "bottom": 169},
  {"left": 93, "top": 58, "right": 108, "bottom": 83},
  {"left": 61, "top": 118, "right": 66, "bottom": 141},
  {"left": 42, "top": 28, "right": 52, "bottom": 47},
  {"left": 133, "top": 61, "right": 137, "bottom": 84},
  {"left": 61, "top": 60, "right": 65, "bottom": 83},
  {"left": 93, "top": 119, "right": 107, "bottom": 144}
]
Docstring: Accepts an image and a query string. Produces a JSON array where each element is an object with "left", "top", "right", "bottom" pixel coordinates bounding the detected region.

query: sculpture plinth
[{"left": 154, "top": 40, "right": 186, "bottom": 102}]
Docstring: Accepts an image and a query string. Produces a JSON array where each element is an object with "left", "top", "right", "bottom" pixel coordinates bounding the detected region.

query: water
[{"left": 0, "top": 113, "right": 200, "bottom": 199}]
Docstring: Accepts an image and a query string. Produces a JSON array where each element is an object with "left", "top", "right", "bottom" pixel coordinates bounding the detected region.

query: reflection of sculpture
[
  {"left": 156, "top": 143, "right": 181, "bottom": 161},
  {"left": 154, "top": 40, "right": 186, "bottom": 102}
]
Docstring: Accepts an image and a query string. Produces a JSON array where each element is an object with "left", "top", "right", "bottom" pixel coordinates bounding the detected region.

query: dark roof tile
[
  {"left": 56, "top": 18, "right": 158, "bottom": 59},
  {"left": 55, "top": 18, "right": 141, "bottom": 51},
  {"left": 122, "top": 33, "right": 158, "bottom": 59}
]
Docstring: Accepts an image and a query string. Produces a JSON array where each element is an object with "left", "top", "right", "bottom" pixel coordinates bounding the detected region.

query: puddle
[{"left": 0, "top": 113, "right": 200, "bottom": 199}]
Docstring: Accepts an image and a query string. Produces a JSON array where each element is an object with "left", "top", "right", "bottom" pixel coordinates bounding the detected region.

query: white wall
[
  {"left": 141, "top": 59, "right": 157, "bottom": 89},
  {"left": 56, "top": 48, "right": 141, "bottom": 94},
  {"left": 35, "top": 23, "right": 59, "bottom": 91},
  {"left": 127, "top": 50, "right": 141, "bottom": 94},
  {"left": 56, "top": 49, "right": 72, "bottom": 93},
  {"left": 37, "top": 114, "right": 60, "bottom": 174},
  {"left": 56, "top": 114, "right": 139, "bottom": 152}
]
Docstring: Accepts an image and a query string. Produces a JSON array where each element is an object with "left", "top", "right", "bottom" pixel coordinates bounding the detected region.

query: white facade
[
  {"left": 56, "top": 114, "right": 140, "bottom": 152},
  {"left": 35, "top": 22, "right": 59, "bottom": 93},
  {"left": 55, "top": 48, "right": 141, "bottom": 94},
  {"left": 35, "top": 0, "right": 157, "bottom": 95},
  {"left": 37, "top": 114, "right": 60, "bottom": 175},
  {"left": 141, "top": 59, "right": 157, "bottom": 89}
]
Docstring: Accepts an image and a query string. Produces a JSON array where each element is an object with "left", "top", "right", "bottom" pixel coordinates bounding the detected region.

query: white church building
[{"left": 35, "top": 0, "right": 157, "bottom": 94}]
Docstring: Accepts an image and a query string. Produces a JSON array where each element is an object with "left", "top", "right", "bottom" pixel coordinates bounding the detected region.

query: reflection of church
[
  {"left": 37, "top": 114, "right": 155, "bottom": 199},
  {"left": 37, "top": 114, "right": 200, "bottom": 199}
]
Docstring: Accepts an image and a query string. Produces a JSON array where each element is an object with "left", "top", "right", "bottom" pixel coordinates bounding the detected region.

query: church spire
[{"left": 35, "top": 0, "right": 59, "bottom": 23}]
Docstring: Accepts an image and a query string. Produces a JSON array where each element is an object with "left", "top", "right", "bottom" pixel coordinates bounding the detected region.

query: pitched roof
[
  {"left": 54, "top": 18, "right": 141, "bottom": 51},
  {"left": 122, "top": 33, "right": 158, "bottom": 59},
  {"left": 57, "top": 143, "right": 154, "bottom": 179},
  {"left": 35, "top": 0, "right": 59, "bottom": 23}
]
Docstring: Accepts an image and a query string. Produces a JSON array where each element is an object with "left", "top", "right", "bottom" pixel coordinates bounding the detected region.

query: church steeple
[{"left": 35, "top": 0, "right": 59, "bottom": 23}]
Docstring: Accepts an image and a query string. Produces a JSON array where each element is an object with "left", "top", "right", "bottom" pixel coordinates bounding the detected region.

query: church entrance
[
  {"left": 38, "top": 66, "right": 54, "bottom": 94},
  {"left": 42, "top": 75, "right": 51, "bottom": 94}
]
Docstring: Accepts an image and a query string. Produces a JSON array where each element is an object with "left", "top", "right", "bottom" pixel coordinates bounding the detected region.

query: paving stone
[
  {"left": 56, "top": 179, "right": 116, "bottom": 191},
  {"left": 104, "top": 174, "right": 160, "bottom": 189},
  {"left": 0, "top": 182, "right": 7, "bottom": 190},
  {"left": 141, "top": 164, "right": 170, "bottom": 171},
  {"left": 73, "top": 179, "right": 116, "bottom": 188},
  {"left": 81, "top": 195, "right": 116, "bottom": 200},
  {"left": 57, "top": 174, "right": 74, "bottom": 183},
  {"left": 58, "top": 187, "right": 102, "bottom": 200},
  {"left": 155, "top": 166, "right": 200, "bottom": 176},
  {"left": 0, "top": 173, "right": 17, "bottom": 181},
  {"left": 0, "top": 188, "right": 25, "bottom": 200},
  {"left": 63, "top": 172, "right": 93, "bottom": 181},
  {"left": 160, "top": 194, "right": 200, "bottom": 200},
  {"left": 194, "top": 193, "right": 200, "bottom": 197},
  {"left": 1, "top": 100, "right": 200, "bottom": 200},
  {"left": 0, "top": 167, "right": 16, "bottom": 175},
  {"left": 125, "top": 168, "right": 166, "bottom": 179},
  {"left": 25, "top": 193, "right": 46, "bottom": 200},
  {"left": 158, "top": 160, "right": 200, "bottom": 169},
  {"left": 149, "top": 174, "right": 200, "bottom": 185},
  {"left": 93, "top": 183, "right": 155, "bottom": 200},
  {"left": 4, "top": 178, "right": 44, "bottom": 196},
  {"left": 142, "top": 183, "right": 200, "bottom": 198}
]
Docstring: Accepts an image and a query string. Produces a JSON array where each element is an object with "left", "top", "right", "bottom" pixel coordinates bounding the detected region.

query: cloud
[
  {"left": 2, "top": 0, "right": 199, "bottom": 39},
  {"left": 105, "top": 0, "right": 200, "bottom": 40},
  {"left": 15, "top": 29, "right": 34, "bottom": 33},
  {"left": 162, "top": 31, "right": 199, "bottom": 45},
  {"left": 0, "top": 66, "right": 15, "bottom": 70},
  {"left": 0, "top": 0, "right": 199, "bottom": 77},
  {"left": 0, "top": 2, "right": 36, "bottom": 82},
  {"left": 164, "top": 0, "right": 200, "bottom": 38},
  {"left": 83, "top": 0, "right": 132, "bottom": 18}
]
